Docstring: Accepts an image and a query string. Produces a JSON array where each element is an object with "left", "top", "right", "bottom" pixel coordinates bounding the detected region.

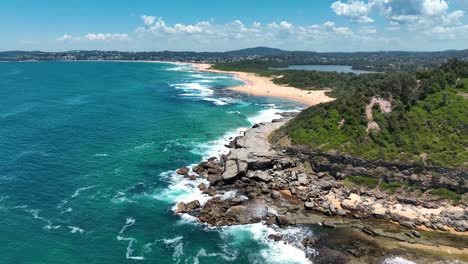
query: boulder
[
  {"left": 322, "top": 220, "right": 336, "bottom": 228},
  {"left": 186, "top": 200, "right": 200, "bottom": 211},
  {"left": 304, "top": 202, "right": 315, "bottom": 210},
  {"left": 248, "top": 170, "right": 273, "bottom": 182},
  {"left": 276, "top": 215, "right": 290, "bottom": 227},
  {"left": 176, "top": 202, "right": 187, "bottom": 213},
  {"left": 362, "top": 225, "right": 376, "bottom": 236},
  {"left": 267, "top": 234, "right": 282, "bottom": 242},
  {"left": 203, "top": 187, "right": 217, "bottom": 196},
  {"left": 189, "top": 175, "right": 197, "bottom": 180},
  {"left": 229, "top": 197, "right": 243, "bottom": 206},
  {"left": 297, "top": 174, "right": 309, "bottom": 185},
  {"left": 271, "top": 191, "right": 280, "bottom": 199},
  {"left": 222, "top": 159, "right": 248, "bottom": 181},
  {"left": 198, "top": 183, "right": 207, "bottom": 191},
  {"left": 207, "top": 174, "right": 222, "bottom": 184},
  {"left": 176, "top": 167, "right": 189, "bottom": 176}
]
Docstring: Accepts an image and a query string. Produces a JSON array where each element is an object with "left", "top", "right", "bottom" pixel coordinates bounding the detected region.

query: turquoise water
[
  {"left": 270, "top": 65, "right": 375, "bottom": 74},
  {"left": 0, "top": 61, "right": 312, "bottom": 264}
]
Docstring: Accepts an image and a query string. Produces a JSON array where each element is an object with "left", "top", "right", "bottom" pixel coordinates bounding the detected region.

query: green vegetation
[
  {"left": 346, "top": 175, "right": 380, "bottom": 188},
  {"left": 271, "top": 59, "right": 468, "bottom": 167},
  {"left": 380, "top": 182, "right": 401, "bottom": 194},
  {"left": 430, "top": 188, "right": 462, "bottom": 203}
]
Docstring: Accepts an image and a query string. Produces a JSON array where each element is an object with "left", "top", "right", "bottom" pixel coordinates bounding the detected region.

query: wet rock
[
  {"left": 198, "top": 183, "right": 207, "bottom": 191},
  {"left": 276, "top": 215, "right": 290, "bottom": 227},
  {"left": 176, "top": 202, "right": 187, "bottom": 213},
  {"left": 247, "top": 191, "right": 258, "bottom": 199},
  {"left": 186, "top": 200, "right": 200, "bottom": 211},
  {"left": 301, "top": 237, "right": 316, "bottom": 247},
  {"left": 314, "top": 247, "right": 349, "bottom": 264},
  {"left": 267, "top": 234, "right": 282, "bottom": 242},
  {"left": 229, "top": 197, "right": 243, "bottom": 206},
  {"left": 203, "top": 187, "right": 217, "bottom": 196},
  {"left": 189, "top": 175, "right": 197, "bottom": 180},
  {"left": 411, "top": 230, "right": 421, "bottom": 238},
  {"left": 176, "top": 167, "right": 189, "bottom": 176},
  {"left": 362, "top": 225, "right": 376, "bottom": 236},
  {"left": 207, "top": 174, "right": 222, "bottom": 184},
  {"left": 346, "top": 248, "right": 361, "bottom": 257},
  {"left": 322, "top": 220, "right": 336, "bottom": 228},
  {"left": 271, "top": 191, "right": 280, "bottom": 199}
]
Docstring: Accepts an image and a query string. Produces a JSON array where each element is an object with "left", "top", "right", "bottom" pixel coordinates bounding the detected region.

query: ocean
[{"left": 0, "top": 61, "right": 313, "bottom": 264}]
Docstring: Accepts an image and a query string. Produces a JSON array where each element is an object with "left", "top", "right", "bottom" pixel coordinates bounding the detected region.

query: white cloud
[
  {"left": 331, "top": 0, "right": 375, "bottom": 23},
  {"left": 84, "top": 33, "right": 129, "bottom": 41},
  {"left": 141, "top": 15, "right": 156, "bottom": 26},
  {"left": 442, "top": 10, "right": 465, "bottom": 25},
  {"left": 429, "top": 24, "right": 468, "bottom": 39},
  {"left": 57, "top": 34, "right": 74, "bottom": 41},
  {"left": 360, "top": 26, "right": 378, "bottom": 34},
  {"left": 421, "top": 0, "right": 448, "bottom": 16},
  {"left": 57, "top": 33, "right": 129, "bottom": 42}
]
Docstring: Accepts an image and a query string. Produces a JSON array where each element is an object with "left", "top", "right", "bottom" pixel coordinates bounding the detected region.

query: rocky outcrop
[{"left": 176, "top": 113, "right": 467, "bottom": 243}]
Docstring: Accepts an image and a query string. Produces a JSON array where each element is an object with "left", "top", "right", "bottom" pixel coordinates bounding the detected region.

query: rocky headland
[{"left": 175, "top": 113, "right": 468, "bottom": 263}]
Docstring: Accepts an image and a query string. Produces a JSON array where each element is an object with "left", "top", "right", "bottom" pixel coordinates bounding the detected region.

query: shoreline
[
  {"left": 190, "top": 63, "right": 335, "bottom": 106},
  {"left": 174, "top": 112, "right": 467, "bottom": 263}
]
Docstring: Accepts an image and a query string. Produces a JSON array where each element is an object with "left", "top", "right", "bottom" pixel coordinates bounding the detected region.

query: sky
[{"left": 1, "top": 0, "right": 468, "bottom": 52}]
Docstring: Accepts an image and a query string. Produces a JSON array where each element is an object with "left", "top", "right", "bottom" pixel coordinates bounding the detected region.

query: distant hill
[
  {"left": 225, "top": 47, "right": 286, "bottom": 56},
  {"left": 2, "top": 47, "right": 468, "bottom": 72}
]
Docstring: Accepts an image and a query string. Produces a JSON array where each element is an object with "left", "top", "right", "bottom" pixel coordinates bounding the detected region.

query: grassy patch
[
  {"left": 430, "top": 188, "right": 461, "bottom": 203},
  {"left": 347, "top": 175, "right": 379, "bottom": 188},
  {"left": 380, "top": 182, "right": 401, "bottom": 194}
]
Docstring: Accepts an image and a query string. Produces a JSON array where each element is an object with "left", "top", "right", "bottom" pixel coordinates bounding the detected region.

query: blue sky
[{"left": 1, "top": 0, "right": 468, "bottom": 52}]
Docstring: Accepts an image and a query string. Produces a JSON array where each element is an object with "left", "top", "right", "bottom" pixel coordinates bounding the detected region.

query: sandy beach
[{"left": 191, "top": 63, "right": 335, "bottom": 106}]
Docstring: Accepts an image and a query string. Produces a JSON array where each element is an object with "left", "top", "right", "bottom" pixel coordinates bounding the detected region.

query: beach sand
[{"left": 191, "top": 63, "right": 335, "bottom": 106}]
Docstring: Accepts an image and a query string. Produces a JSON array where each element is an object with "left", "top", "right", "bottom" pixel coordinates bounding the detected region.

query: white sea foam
[
  {"left": 382, "top": 257, "right": 416, "bottom": 264},
  {"left": 68, "top": 226, "right": 85, "bottom": 234},
  {"left": 171, "top": 83, "right": 213, "bottom": 97},
  {"left": 133, "top": 142, "right": 154, "bottom": 151},
  {"left": 221, "top": 224, "right": 312, "bottom": 264},
  {"left": 116, "top": 217, "right": 144, "bottom": 260},
  {"left": 119, "top": 217, "right": 136, "bottom": 234},
  {"left": 60, "top": 207, "right": 73, "bottom": 214},
  {"left": 71, "top": 185, "right": 98, "bottom": 198},
  {"left": 202, "top": 97, "right": 229, "bottom": 106},
  {"left": 25, "top": 208, "right": 61, "bottom": 230},
  {"left": 164, "top": 236, "right": 185, "bottom": 261},
  {"left": 192, "top": 247, "right": 237, "bottom": 264},
  {"left": 95, "top": 153, "right": 108, "bottom": 157},
  {"left": 166, "top": 64, "right": 194, "bottom": 72},
  {"left": 190, "top": 74, "right": 204, "bottom": 78},
  {"left": 199, "top": 79, "right": 214, "bottom": 83},
  {"left": 116, "top": 236, "right": 145, "bottom": 260},
  {"left": 56, "top": 199, "right": 68, "bottom": 209}
]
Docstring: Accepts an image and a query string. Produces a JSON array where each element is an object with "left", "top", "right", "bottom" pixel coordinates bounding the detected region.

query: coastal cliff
[{"left": 175, "top": 113, "right": 468, "bottom": 263}]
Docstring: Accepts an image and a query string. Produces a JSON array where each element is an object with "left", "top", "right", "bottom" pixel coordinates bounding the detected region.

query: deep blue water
[
  {"left": 270, "top": 65, "right": 375, "bottom": 74},
  {"left": 0, "top": 61, "right": 314, "bottom": 264}
]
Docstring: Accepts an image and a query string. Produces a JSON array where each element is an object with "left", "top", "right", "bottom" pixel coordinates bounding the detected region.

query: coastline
[
  {"left": 174, "top": 111, "right": 468, "bottom": 263},
  {"left": 190, "top": 63, "right": 335, "bottom": 106}
]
